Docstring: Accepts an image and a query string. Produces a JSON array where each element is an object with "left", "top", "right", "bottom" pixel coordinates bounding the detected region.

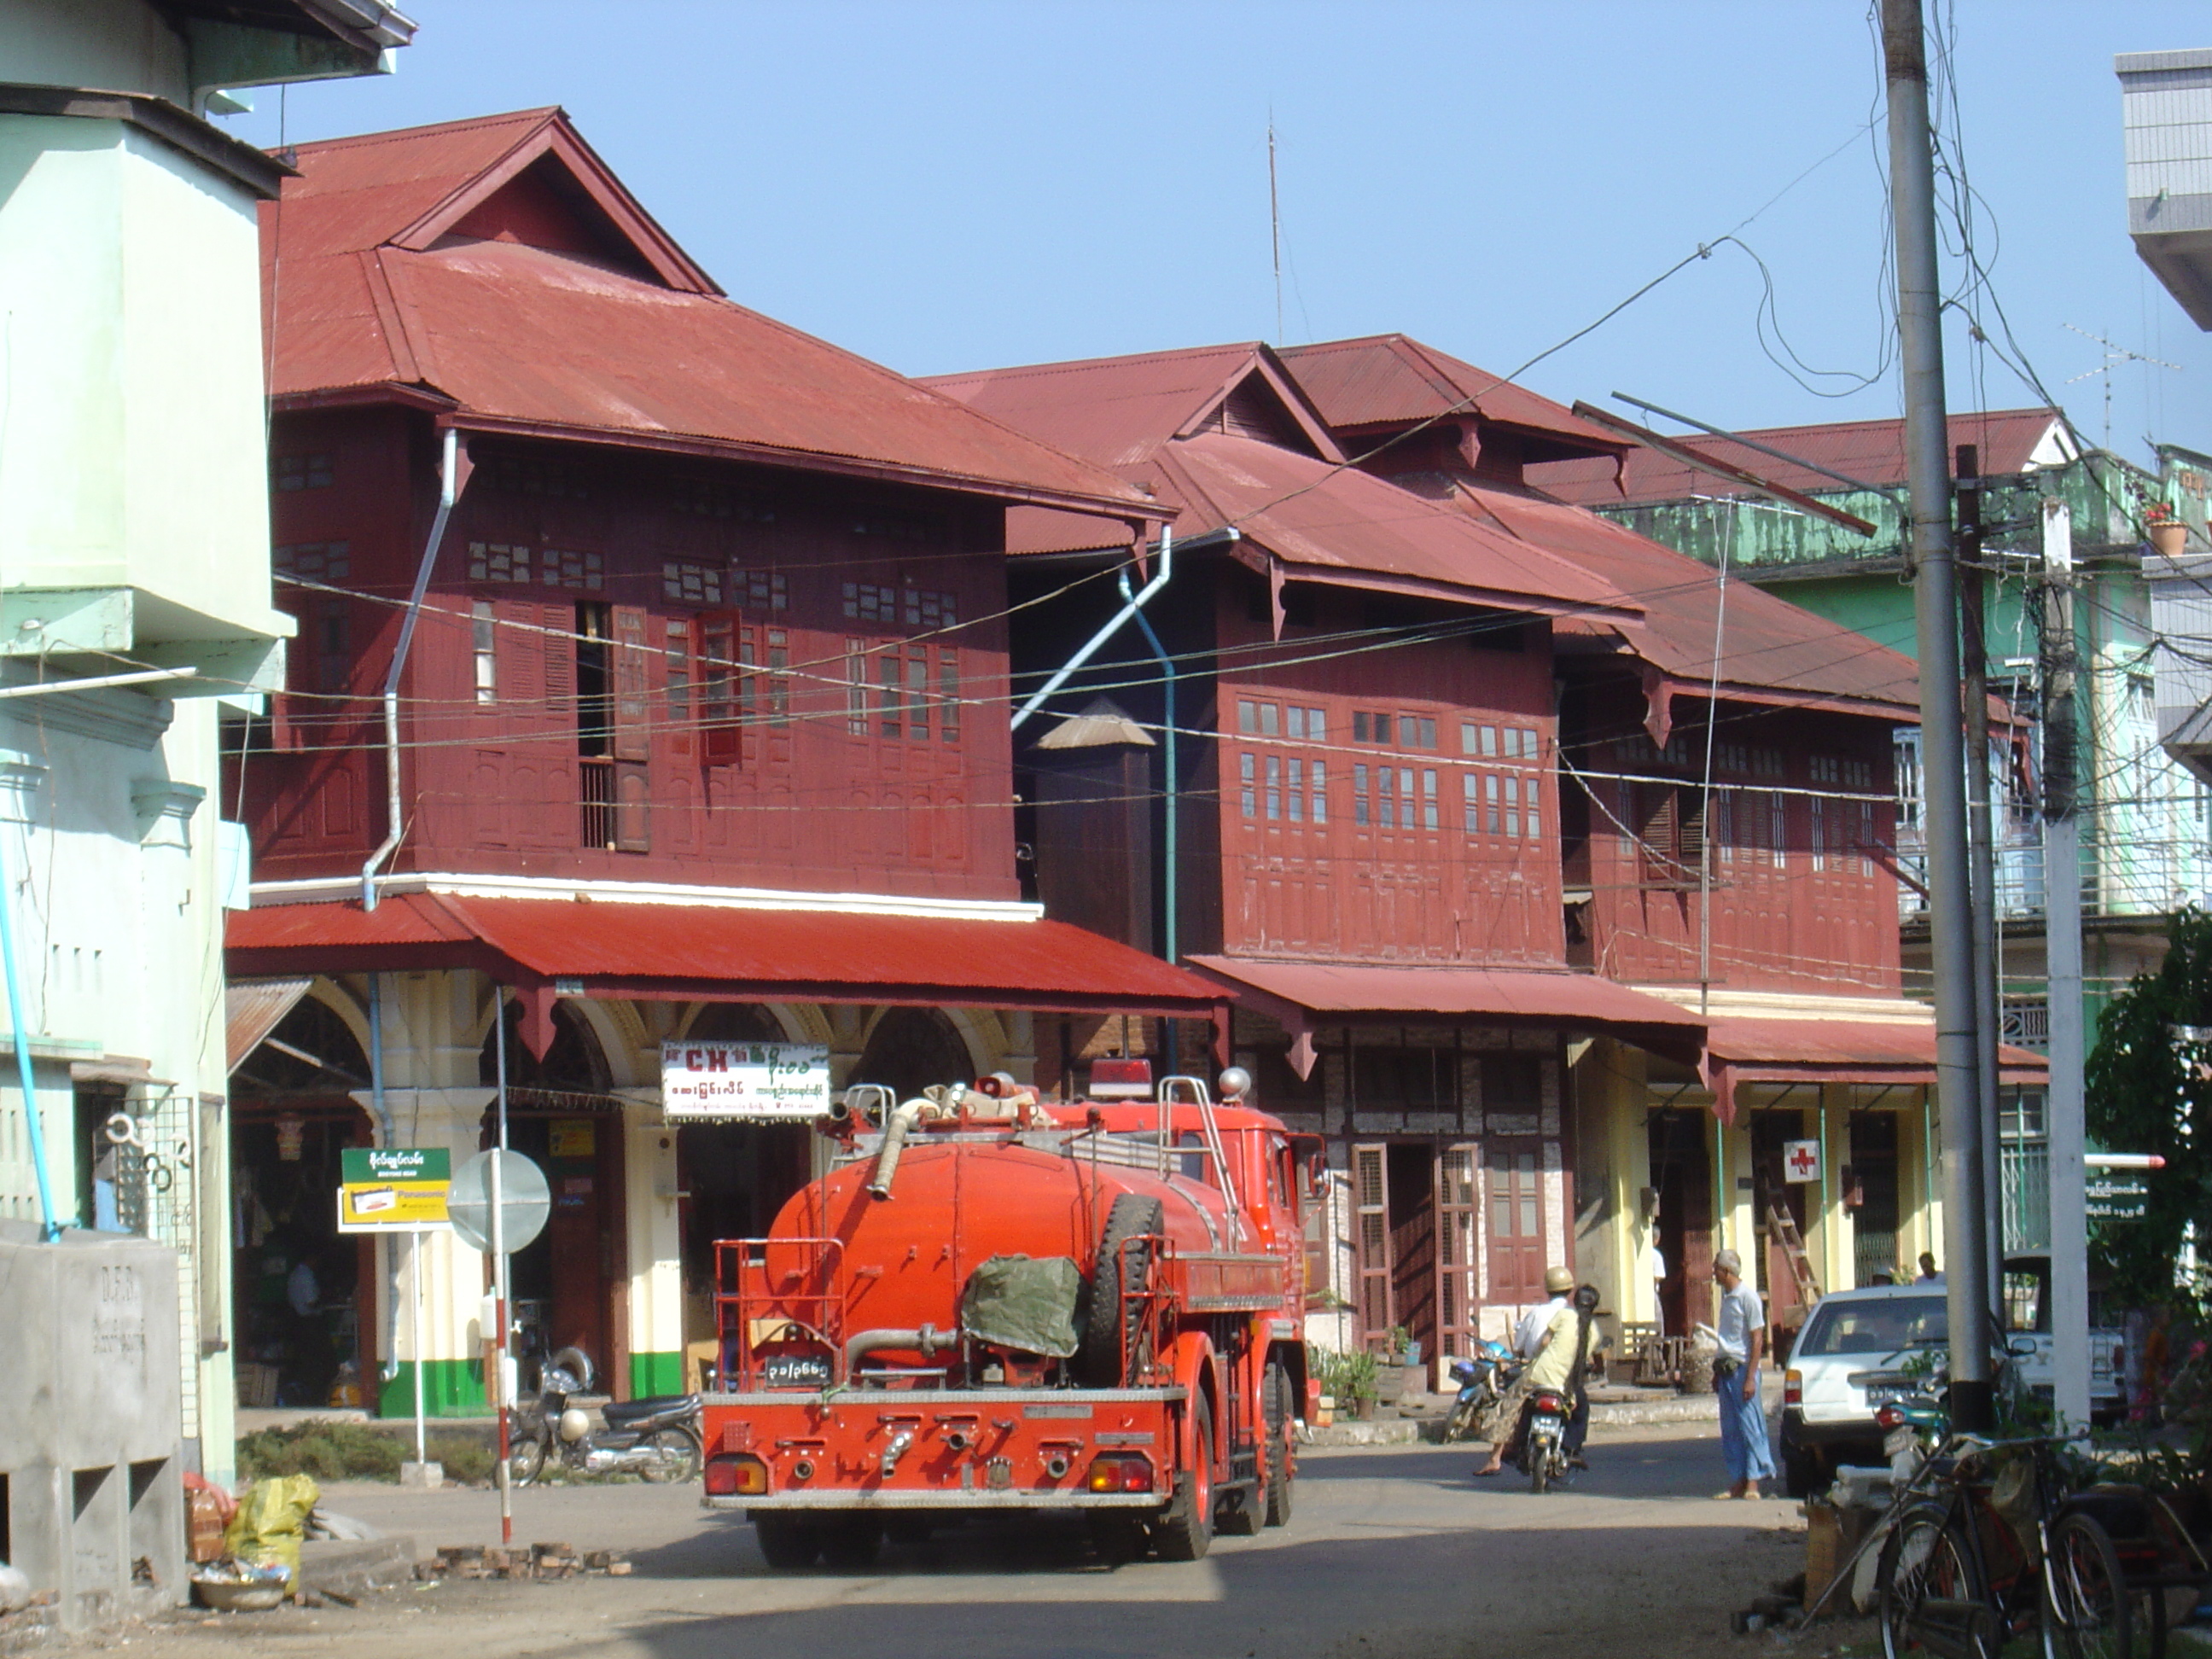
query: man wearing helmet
[{"left": 1512, "top": 1265, "right": 1575, "bottom": 1359}]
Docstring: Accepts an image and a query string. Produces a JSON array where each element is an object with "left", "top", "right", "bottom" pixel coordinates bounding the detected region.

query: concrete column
[
  {"left": 625, "top": 1106, "right": 684, "bottom": 1397},
  {"left": 1568, "top": 1037, "right": 1653, "bottom": 1329}
]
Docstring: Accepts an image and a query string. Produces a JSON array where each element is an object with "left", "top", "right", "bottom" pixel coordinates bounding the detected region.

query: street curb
[{"left": 300, "top": 1537, "right": 420, "bottom": 1599}]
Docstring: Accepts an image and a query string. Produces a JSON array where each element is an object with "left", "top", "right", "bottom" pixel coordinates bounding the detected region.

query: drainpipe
[
  {"left": 0, "top": 824, "right": 62, "bottom": 1238},
  {"left": 363, "top": 427, "right": 465, "bottom": 910},
  {"left": 1010, "top": 526, "right": 1237, "bottom": 732},
  {"left": 1121, "top": 569, "right": 1181, "bottom": 1067}
]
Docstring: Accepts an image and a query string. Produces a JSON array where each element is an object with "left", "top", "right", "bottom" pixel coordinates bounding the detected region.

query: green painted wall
[
  {"left": 631, "top": 1351, "right": 684, "bottom": 1399},
  {"left": 377, "top": 1359, "right": 488, "bottom": 1419}
]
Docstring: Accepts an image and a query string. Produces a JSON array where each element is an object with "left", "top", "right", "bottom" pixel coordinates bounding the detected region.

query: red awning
[
  {"left": 1182, "top": 955, "right": 1706, "bottom": 1074},
  {"left": 1703, "top": 1015, "right": 2046, "bottom": 1124},
  {"left": 228, "top": 893, "right": 1224, "bottom": 1021}
]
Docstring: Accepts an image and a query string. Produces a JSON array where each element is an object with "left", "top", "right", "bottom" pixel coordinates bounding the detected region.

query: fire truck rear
[{"left": 700, "top": 1068, "right": 1311, "bottom": 1566}]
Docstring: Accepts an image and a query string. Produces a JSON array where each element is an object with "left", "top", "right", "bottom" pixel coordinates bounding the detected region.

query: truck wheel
[
  {"left": 753, "top": 1515, "right": 820, "bottom": 1570},
  {"left": 1263, "top": 1360, "right": 1295, "bottom": 1528},
  {"left": 819, "top": 1515, "right": 882, "bottom": 1570},
  {"left": 1782, "top": 1446, "right": 1825, "bottom": 1500},
  {"left": 1153, "top": 1394, "right": 1214, "bottom": 1563},
  {"left": 1081, "top": 1193, "right": 1164, "bottom": 1386}
]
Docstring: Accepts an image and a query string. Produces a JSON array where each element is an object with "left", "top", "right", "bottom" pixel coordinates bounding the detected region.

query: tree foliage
[{"left": 2086, "top": 906, "right": 2212, "bottom": 1305}]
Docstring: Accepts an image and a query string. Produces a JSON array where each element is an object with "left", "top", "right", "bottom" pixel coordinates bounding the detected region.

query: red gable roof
[
  {"left": 263, "top": 109, "right": 1156, "bottom": 520},
  {"left": 1275, "top": 335, "right": 1631, "bottom": 462},
  {"left": 1531, "top": 407, "right": 2069, "bottom": 508},
  {"left": 925, "top": 346, "right": 1640, "bottom": 623}
]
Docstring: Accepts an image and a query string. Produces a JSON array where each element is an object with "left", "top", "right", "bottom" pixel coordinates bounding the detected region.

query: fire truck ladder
[{"left": 1765, "top": 1203, "right": 1822, "bottom": 1310}]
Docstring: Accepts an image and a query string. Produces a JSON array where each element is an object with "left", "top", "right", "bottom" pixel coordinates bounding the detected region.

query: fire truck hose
[
  {"left": 846, "top": 1323, "right": 965, "bottom": 1368},
  {"left": 867, "top": 1097, "right": 940, "bottom": 1197}
]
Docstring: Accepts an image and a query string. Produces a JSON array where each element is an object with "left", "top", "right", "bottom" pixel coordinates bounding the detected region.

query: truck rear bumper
[{"left": 710, "top": 1491, "right": 1163, "bottom": 1511}]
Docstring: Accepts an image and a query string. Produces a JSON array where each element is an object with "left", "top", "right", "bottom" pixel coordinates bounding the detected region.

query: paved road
[{"left": 145, "top": 1426, "right": 1804, "bottom": 1659}]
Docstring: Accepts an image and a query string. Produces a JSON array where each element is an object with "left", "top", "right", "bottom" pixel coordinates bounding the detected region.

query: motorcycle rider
[
  {"left": 1474, "top": 1278, "right": 1600, "bottom": 1478},
  {"left": 1513, "top": 1266, "right": 1574, "bottom": 1358}
]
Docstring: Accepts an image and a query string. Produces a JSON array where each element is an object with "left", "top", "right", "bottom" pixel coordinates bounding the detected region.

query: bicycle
[{"left": 1877, "top": 1429, "right": 2134, "bottom": 1659}]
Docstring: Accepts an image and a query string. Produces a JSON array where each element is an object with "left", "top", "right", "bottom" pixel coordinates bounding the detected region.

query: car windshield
[{"left": 1796, "top": 1295, "right": 1947, "bottom": 1356}]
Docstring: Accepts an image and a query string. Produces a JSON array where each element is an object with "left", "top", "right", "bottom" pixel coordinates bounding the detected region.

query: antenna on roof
[
  {"left": 2062, "top": 323, "right": 2180, "bottom": 453},
  {"left": 1267, "top": 114, "right": 1284, "bottom": 346}
]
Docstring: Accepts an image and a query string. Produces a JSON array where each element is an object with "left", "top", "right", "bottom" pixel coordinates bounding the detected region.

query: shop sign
[
  {"left": 661, "top": 1040, "right": 831, "bottom": 1121},
  {"left": 549, "top": 1120, "right": 597, "bottom": 1159},
  {"left": 2087, "top": 1175, "right": 2148, "bottom": 1221},
  {"left": 337, "top": 1147, "right": 451, "bottom": 1233},
  {"left": 1783, "top": 1139, "right": 1822, "bottom": 1184}
]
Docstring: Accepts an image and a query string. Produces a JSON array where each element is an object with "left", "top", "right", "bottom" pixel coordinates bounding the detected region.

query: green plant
[
  {"left": 236, "top": 1420, "right": 404, "bottom": 1483},
  {"left": 426, "top": 1435, "right": 496, "bottom": 1484},
  {"left": 1310, "top": 1346, "right": 1379, "bottom": 1402},
  {"left": 1384, "top": 1325, "right": 1412, "bottom": 1358}
]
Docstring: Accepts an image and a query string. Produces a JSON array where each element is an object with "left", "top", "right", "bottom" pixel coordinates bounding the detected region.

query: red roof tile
[
  {"left": 1531, "top": 408, "right": 2069, "bottom": 507},
  {"left": 1704, "top": 1015, "right": 2046, "bottom": 1077},
  {"left": 263, "top": 110, "right": 1156, "bottom": 518}
]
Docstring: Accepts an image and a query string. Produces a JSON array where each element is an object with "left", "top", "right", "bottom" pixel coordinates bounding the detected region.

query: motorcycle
[
  {"left": 1443, "top": 1342, "right": 1516, "bottom": 1442},
  {"left": 1520, "top": 1387, "right": 1573, "bottom": 1494},
  {"left": 509, "top": 1348, "right": 703, "bottom": 1487}
]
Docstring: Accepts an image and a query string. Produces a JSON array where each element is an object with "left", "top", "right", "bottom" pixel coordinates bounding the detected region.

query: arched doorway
[
  {"left": 231, "top": 995, "right": 375, "bottom": 1408},
  {"left": 854, "top": 1006, "right": 974, "bottom": 1102},
  {"left": 480, "top": 1000, "right": 625, "bottom": 1391}
]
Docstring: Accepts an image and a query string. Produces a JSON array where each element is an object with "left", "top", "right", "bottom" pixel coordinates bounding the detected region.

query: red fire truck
[{"left": 699, "top": 1068, "right": 1311, "bottom": 1566}]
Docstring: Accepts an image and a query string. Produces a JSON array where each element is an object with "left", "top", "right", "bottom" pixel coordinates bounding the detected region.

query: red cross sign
[{"left": 1783, "top": 1139, "right": 1821, "bottom": 1184}]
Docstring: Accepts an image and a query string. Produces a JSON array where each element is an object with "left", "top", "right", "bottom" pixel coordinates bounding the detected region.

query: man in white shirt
[
  {"left": 1711, "top": 1248, "right": 1775, "bottom": 1499},
  {"left": 1514, "top": 1266, "right": 1575, "bottom": 1358}
]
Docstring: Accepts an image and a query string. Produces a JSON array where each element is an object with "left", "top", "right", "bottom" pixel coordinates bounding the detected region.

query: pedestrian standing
[{"left": 1710, "top": 1249, "right": 1774, "bottom": 1499}]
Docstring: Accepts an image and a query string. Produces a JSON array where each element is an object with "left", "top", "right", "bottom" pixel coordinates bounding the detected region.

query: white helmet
[{"left": 557, "top": 1407, "right": 591, "bottom": 1444}]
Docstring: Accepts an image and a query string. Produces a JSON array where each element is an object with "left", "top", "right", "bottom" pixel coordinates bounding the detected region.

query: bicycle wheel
[
  {"left": 1878, "top": 1503, "right": 1984, "bottom": 1659},
  {"left": 2044, "top": 1511, "right": 2133, "bottom": 1659}
]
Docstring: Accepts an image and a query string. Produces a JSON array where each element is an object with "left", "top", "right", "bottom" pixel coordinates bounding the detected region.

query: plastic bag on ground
[{"left": 222, "top": 1475, "right": 320, "bottom": 1593}]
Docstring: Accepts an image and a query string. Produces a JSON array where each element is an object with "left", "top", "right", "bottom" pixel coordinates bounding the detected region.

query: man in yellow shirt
[{"left": 1474, "top": 1282, "right": 1600, "bottom": 1476}]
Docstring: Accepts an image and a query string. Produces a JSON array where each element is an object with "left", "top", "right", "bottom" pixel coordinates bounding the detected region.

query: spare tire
[{"left": 1080, "top": 1193, "right": 1163, "bottom": 1386}]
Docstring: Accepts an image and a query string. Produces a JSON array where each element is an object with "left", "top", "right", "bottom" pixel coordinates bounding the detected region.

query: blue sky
[{"left": 223, "top": 2, "right": 2212, "bottom": 465}]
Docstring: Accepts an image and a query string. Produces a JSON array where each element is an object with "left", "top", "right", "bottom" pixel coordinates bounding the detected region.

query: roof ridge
[
  {"left": 924, "top": 341, "right": 1268, "bottom": 387},
  {"left": 280, "top": 107, "right": 562, "bottom": 154}
]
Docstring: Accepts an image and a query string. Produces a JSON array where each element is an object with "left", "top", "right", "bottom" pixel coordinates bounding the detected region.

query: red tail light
[
  {"left": 1085, "top": 1453, "right": 1156, "bottom": 1493},
  {"left": 1875, "top": 1404, "right": 1906, "bottom": 1431},
  {"left": 1532, "top": 1392, "right": 1564, "bottom": 1414},
  {"left": 1784, "top": 1368, "right": 1802, "bottom": 1407},
  {"left": 704, "top": 1453, "right": 769, "bottom": 1496}
]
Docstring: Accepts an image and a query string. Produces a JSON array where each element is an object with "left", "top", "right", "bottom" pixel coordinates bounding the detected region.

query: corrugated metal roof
[
  {"left": 225, "top": 976, "right": 314, "bottom": 1072},
  {"left": 1275, "top": 335, "right": 1631, "bottom": 458},
  {"left": 1157, "top": 434, "right": 1639, "bottom": 621},
  {"left": 926, "top": 345, "right": 1267, "bottom": 472},
  {"left": 1185, "top": 955, "right": 1705, "bottom": 1046},
  {"left": 1531, "top": 409, "right": 2067, "bottom": 508},
  {"left": 1457, "top": 481, "right": 1921, "bottom": 714},
  {"left": 263, "top": 110, "right": 1155, "bottom": 518},
  {"left": 228, "top": 894, "right": 1222, "bottom": 1015},
  {"left": 1704, "top": 1015, "right": 2046, "bottom": 1074}
]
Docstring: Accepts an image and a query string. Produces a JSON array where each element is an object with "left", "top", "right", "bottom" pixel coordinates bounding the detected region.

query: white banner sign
[
  {"left": 1783, "top": 1138, "right": 1822, "bottom": 1185},
  {"left": 661, "top": 1040, "right": 832, "bottom": 1121}
]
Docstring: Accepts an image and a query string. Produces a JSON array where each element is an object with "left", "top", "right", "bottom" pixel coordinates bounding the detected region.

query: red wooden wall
[
  {"left": 237, "top": 409, "right": 1022, "bottom": 900},
  {"left": 1572, "top": 685, "right": 1902, "bottom": 996},
  {"left": 1208, "top": 585, "right": 1566, "bottom": 965}
]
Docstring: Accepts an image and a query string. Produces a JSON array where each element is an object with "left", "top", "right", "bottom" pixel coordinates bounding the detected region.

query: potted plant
[{"left": 1341, "top": 1350, "right": 1381, "bottom": 1420}]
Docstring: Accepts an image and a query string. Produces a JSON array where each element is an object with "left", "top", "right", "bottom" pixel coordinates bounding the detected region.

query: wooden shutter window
[
  {"left": 698, "top": 611, "right": 741, "bottom": 765},
  {"left": 614, "top": 760, "right": 650, "bottom": 853},
  {"left": 1435, "top": 1144, "right": 1479, "bottom": 1359},
  {"left": 1351, "top": 1143, "right": 1393, "bottom": 1347},
  {"left": 610, "top": 605, "right": 651, "bottom": 763},
  {"left": 495, "top": 599, "right": 544, "bottom": 707},
  {"left": 541, "top": 602, "right": 576, "bottom": 721}
]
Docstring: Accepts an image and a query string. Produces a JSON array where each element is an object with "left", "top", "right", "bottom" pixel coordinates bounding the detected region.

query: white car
[
  {"left": 1998, "top": 1254, "right": 2127, "bottom": 1424},
  {"left": 1779, "top": 1284, "right": 1947, "bottom": 1497},
  {"left": 1778, "top": 1266, "right": 2128, "bottom": 1498}
]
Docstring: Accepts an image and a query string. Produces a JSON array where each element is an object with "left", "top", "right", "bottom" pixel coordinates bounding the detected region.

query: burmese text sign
[
  {"left": 661, "top": 1039, "right": 832, "bottom": 1121},
  {"left": 338, "top": 1147, "right": 451, "bottom": 1232}
]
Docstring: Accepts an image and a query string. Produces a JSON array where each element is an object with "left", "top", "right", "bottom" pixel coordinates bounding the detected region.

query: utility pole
[
  {"left": 1884, "top": 0, "right": 1994, "bottom": 1430},
  {"left": 1959, "top": 445, "right": 2006, "bottom": 1307},
  {"left": 2040, "top": 497, "right": 2091, "bottom": 1429}
]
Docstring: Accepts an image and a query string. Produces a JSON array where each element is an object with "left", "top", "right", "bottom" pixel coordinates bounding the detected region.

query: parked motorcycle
[
  {"left": 509, "top": 1348, "right": 703, "bottom": 1486},
  {"left": 1442, "top": 1342, "right": 1516, "bottom": 1442},
  {"left": 1520, "top": 1387, "right": 1573, "bottom": 1494}
]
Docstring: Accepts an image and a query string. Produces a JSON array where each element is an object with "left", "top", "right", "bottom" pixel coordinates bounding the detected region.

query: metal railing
[{"left": 579, "top": 755, "right": 615, "bottom": 849}]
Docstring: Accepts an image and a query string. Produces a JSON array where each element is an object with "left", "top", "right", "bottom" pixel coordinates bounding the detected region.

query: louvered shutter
[
  {"left": 610, "top": 604, "right": 651, "bottom": 763},
  {"left": 1351, "top": 1144, "right": 1393, "bottom": 1347}
]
